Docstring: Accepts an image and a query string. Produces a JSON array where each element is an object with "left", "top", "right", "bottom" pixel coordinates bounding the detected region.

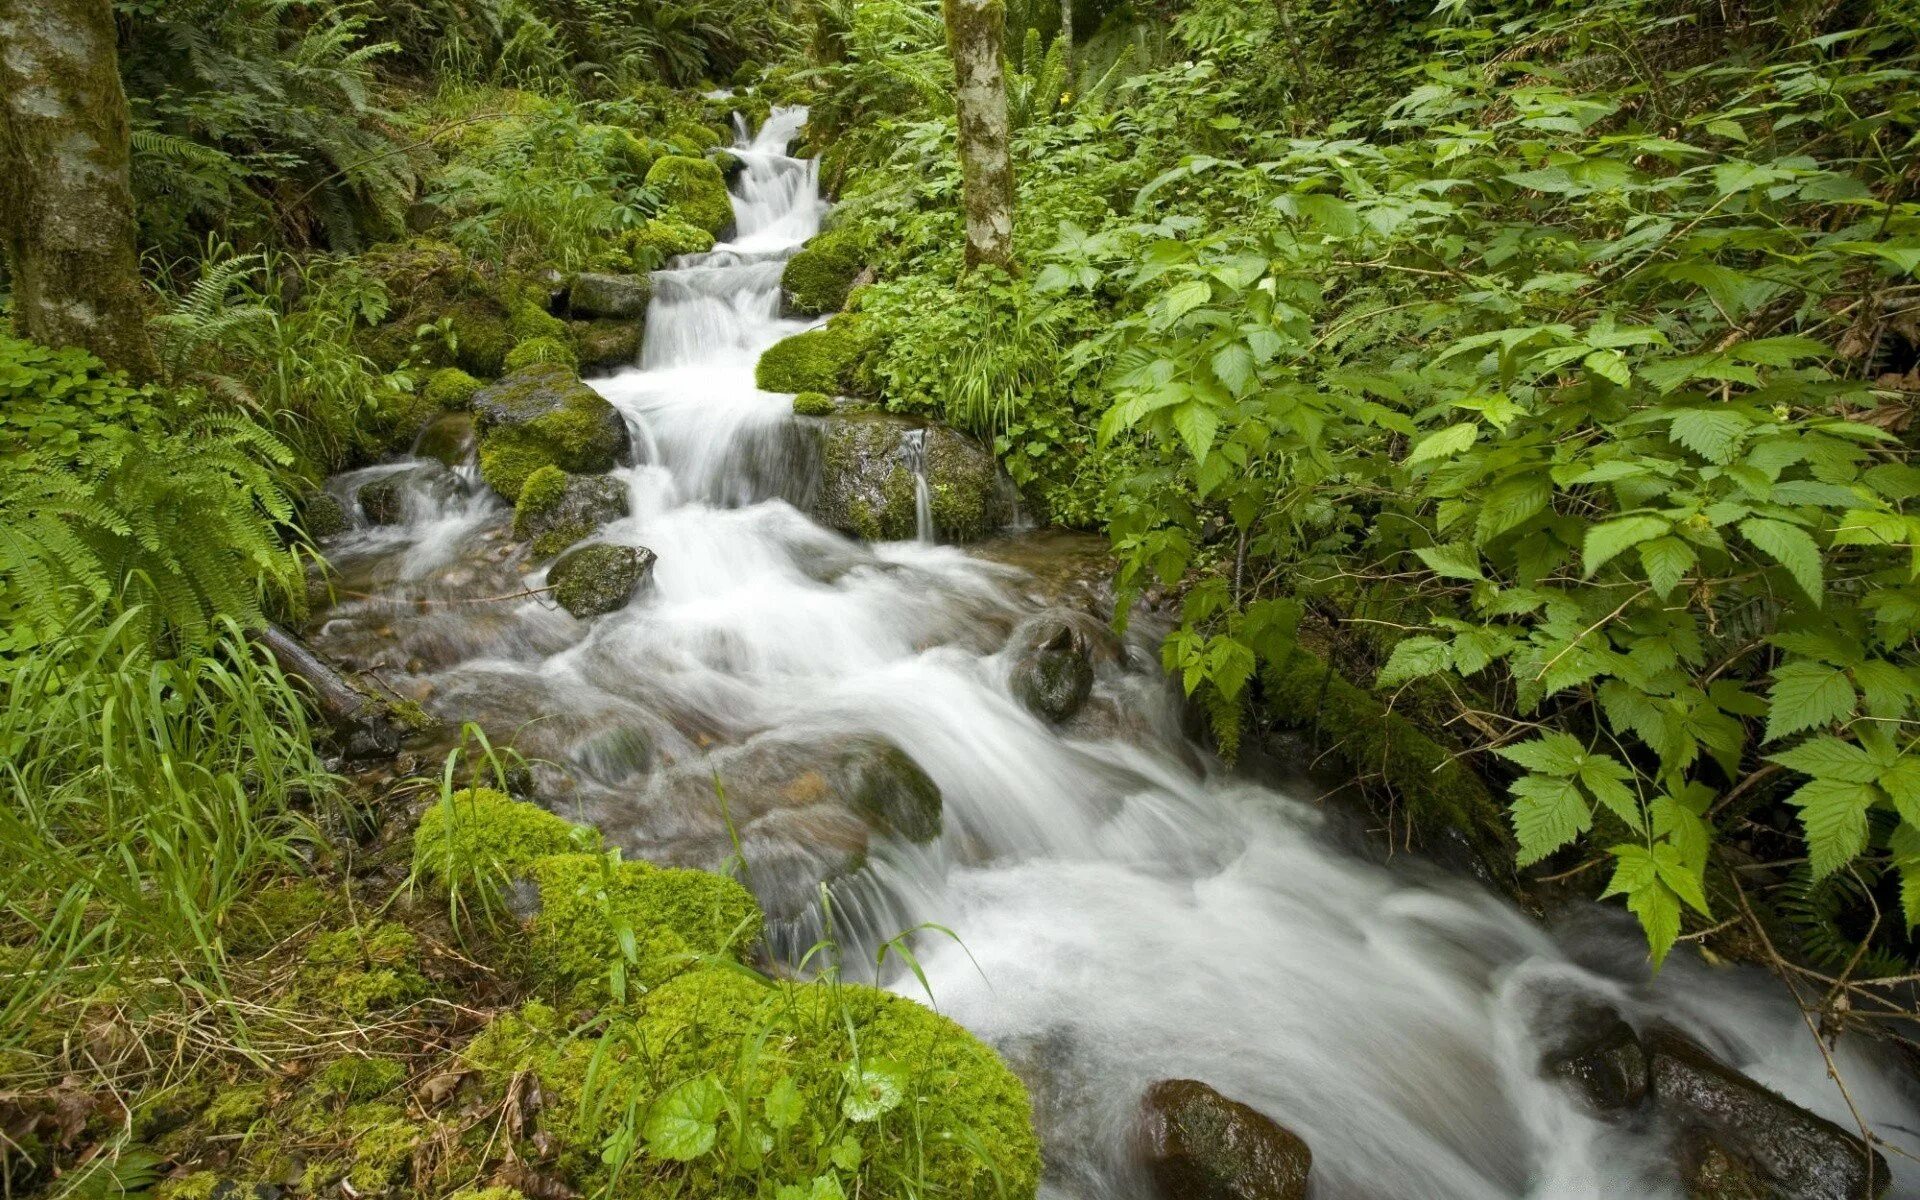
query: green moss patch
[
  {"left": 472, "top": 364, "right": 632, "bottom": 501},
  {"left": 645, "top": 156, "right": 734, "bottom": 238},
  {"left": 504, "top": 335, "right": 580, "bottom": 373},
  {"left": 425, "top": 367, "right": 484, "bottom": 409},
  {"left": 781, "top": 227, "right": 865, "bottom": 316},
  {"left": 625, "top": 217, "right": 715, "bottom": 270},
  {"left": 792, "top": 391, "right": 835, "bottom": 416},
  {"left": 754, "top": 315, "right": 870, "bottom": 396},
  {"left": 413, "top": 787, "right": 597, "bottom": 886}
]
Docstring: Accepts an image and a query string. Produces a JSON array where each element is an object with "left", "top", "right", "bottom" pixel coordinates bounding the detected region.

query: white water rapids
[{"left": 313, "top": 108, "right": 1920, "bottom": 1198}]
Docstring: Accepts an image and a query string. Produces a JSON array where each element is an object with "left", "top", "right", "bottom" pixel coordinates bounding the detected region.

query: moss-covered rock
[
  {"left": 413, "top": 788, "right": 598, "bottom": 886},
  {"left": 366, "top": 384, "right": 446, "bottom": 457},
  {"left": 624, "top": 217, "right": 715, "bottom": 270},
  {"left": 548, "top": 542, "right": 655, "bottom": 618},
  {"left": 462, "top": 966, "right": 1039, "bottom": 1199},
  {"left": 810, "top": 414, "right": 1011, "bottom": 543},
  {"left": 503, "top": 335, "right": 580, "bottom": 373},
  {"left": 507, "top": 295, "right": 570, "bottom": 345},
  {"left": 413, "top": 411, "right": 477, "bottom": 467},
  {"left": 645, "top": 155, "right": 734, "bottom": 238},
  {"left": 792, "top": 390, "right": 835, "bottom": 416},
  {"left": 754, "top": 314, "right": 873, "bottom": 396},
  {"left": 300, "top": 491, "right": 348, "bottom": 540},
  {"left": 424, "top": 367, "right": 483, "bottom": 409},
  {"left": 522, "top": 853, "right": 761, "bottom": 1003},
  {"left": 566, "top": 272, "right": 652, "bottom": 321},
  {"left": 781, "top": 227, "right": 864, "bottom": 316},
  {"left": 472, "top": 364, "right": 633, "bottom": 501},
  {"left": 571, "top": 319, "right": 643, "bottom": 372},
  {"left": 512, "top": 468, "right": 630, "bottom": 558}
]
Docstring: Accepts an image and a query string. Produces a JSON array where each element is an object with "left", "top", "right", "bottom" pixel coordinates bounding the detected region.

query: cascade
[{"left": 308, "top": 108, "right": 1920, "bottom": 1199}]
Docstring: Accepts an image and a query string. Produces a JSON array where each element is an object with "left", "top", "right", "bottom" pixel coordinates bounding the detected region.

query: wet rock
[
  {"left": 412, "top": 412, "right": 476, "bottom": 468},
  {"left": 572, "top": 318, "right": 643, "bottom": 372},
  {"left": 1648, "top": 1029, "right": 1888, "bottom": 1200},
  {"left": 782, "top": 226, "right": 863, "bottom": 316},
  {"left": 548, "top": 543, "right": 655, "bottom": 619},
  {"left": 1138, "top": 1079, "right": 1311, "bottom": 1200},
  {"left": 471, "top": 363, "right": 633, "bottom": 502},
  {"left": 567, "top": 272, "right": 652, "bottom": 321},
  {"left": 1012, "top": 620, "right": 1095, "bottom": 724},
  {"left": 809, "top": 413, "right": 1013, "bottom": 543},
  {"left": 357, "top": 461, "right": 463, "bottom": 526},
  {"left": 301, "top": 491, "right": 348, "bottom": 539},
  {"left": 1677, "top": 1127, "right": 1774, "bottom": 1200},
  {"left": 513, "top": 469, "right": 631, "bottom": 559},
  {"left": 1539, "top": 1000, "right": 1648, "bottom": 1115}
]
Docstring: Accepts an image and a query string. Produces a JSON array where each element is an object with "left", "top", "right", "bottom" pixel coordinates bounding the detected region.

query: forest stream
[{"left": 298, "top": 107, "right": 1920, "bottom": 1200}]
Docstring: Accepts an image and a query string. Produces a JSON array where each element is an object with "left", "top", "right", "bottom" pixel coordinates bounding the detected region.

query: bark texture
[
  {"left": 0, "top": 0, "right": 158, "bottom": 377},
  {"left": 1059, "top": 0, "right": 1073, "bottom": 77},
  {"left": 942, "top": 0, "right": 1016, "bottom": 272}
]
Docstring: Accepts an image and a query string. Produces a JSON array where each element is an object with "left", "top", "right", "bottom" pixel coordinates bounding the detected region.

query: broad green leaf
[
  {"left": 765, "top": 1076, "right": 804, "bottom": 1133},
  {"left": 1511, "top": 774, "right": 1590, "bottom": 866},
  {"left": 1652, "top": 841, "right": 1711, "bottom": 916},
  {"left": 1786, "top": 777, "right": 1877, "bottom": 879},
  {"left": 1161, "top": 279, "right": 1213, "bottom": 322},
  {"left": 1171, "top": 400, "right": 1219, "bottom": 463},
  {"left": 1212, "top": 343, "right": 1257, "bottom": 397},
  {"left": 1583, "top": 515, "right": 1671, "bottom": 576},
  {"left": 1668, "top": 409, "right": 1747, "bottom": 464},
  {"left": 1764, "top": 662, "right": 1857, "bottom": 742},
  {"left": 1892, "top": 823, "right": 1920, "bottom": 928},
  {"left": 1638, "top": 537, "right": 1696, "bottom": 599},
  {"left": 1767, "top": 736, "right": 1880, "bottom": 783},
  {"left": 1582, "top": 349, "right": 1630, "bottom": 387},
  {"left": 1602, "top": 845, "right": 1681, "bottom": 968},
  {"left": 1738, "top": 518, "right": 1823, "bottom": 603},
  {"left": 830, "top": 1135, "right": 863, "bottom": 1171},
  {"left": 1494, "top": 732, "right": 1586, "bottom": 776},
  {"left": 1378, "top": 636, "right": 1451, "bottom": 686},
  {"left": 644, "top": 1076, "right": 726, "bottom": 1162},
  {"left": 1880, "top": 755, "right": 1920, "bottom": 827},
  {"left": 1413, "top": 543, "right": 1484, "bottom": 581},
  {"left": 1405, "top": 422, "right": 1479, "bottom": 465},
  {"left": 842, "top": 1061, "right": 908, "bottom": 1122}
]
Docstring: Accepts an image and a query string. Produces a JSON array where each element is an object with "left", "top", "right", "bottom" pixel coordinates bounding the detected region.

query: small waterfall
[
  {"left": 304, "top": 107, "right": 1920, "bottom": 1200},
  {"left": 904, "top": 428, "right": 933, "bottom": 543}
]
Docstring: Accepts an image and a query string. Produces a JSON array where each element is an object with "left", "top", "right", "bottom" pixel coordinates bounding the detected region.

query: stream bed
[{"left": 310, "top": 108, "right": 1920, "bottom": 1199}]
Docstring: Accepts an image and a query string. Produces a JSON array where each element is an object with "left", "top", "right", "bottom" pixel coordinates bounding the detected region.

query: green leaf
[
  {"left": 1510, "top": 774, "right": 1591, "bottom": 866},
  {"left": 830, "top": 1135, "right": 863, "bottom": 1172},
  {"left": 1583, "top": 515, "right": 1671, "bottom": 577},
  {"left": 1880, "top": 755, "right": 1920, "bottom": 827},
  {"left": 1767, "top": 736, "right": 1880, "bottom": 783},
  {"left": 1891, "top": 823, "right": 1920, "bottom": 928},
  {"left": 1764, "top": 662, "right": 1857, "bottom": 742},
  {"left": 1602, "top": 845, "right": 1682, "bottom": 968},
  {"left": 1211, "top": 343, "right": 1257, "bottom": 397},
  {"left": 1786, "top": 777, "right": 1877, "bottom": 878},
  {"left": 644, "top": 1076, "right": 726, "bottom": 1162},
  {"left": 764, "top": 1077, "right": 804, "bottom": 1133},
  {"left": 1405, "top": 422, "right": 1478, "bottom": 466},
  {"left": 1582, "top": 349, "right": 1630, "bottom": 387},
  {"left": 1172, "top": 401, "right": 1219, "bottom": 463},
  {"left": 1377, "top": 636, "right": 1451, "bottom": 686},
  {"left": 1161, "top": 279, "right": 1212, "bottom": 321},
  {"left": 841, "top": 1060, "right": 908, "bottom": 1122},
  {"left": 1413, "top": 543, "right": 1484, "bottom": 581},
  {"left": 1652, "top": 841, "right": 1711, "bottom": 916},
  {"left": 1493, "top": 732, "right": 1586, "bottom": 776},
  {"left": 1579, "top": 754, "right": 1644, "bottom": 832},
  {"left": 1667, "top": 410, "right": 1747, "bottom": 464},
  {"left": 1638, "top": 537, "right": 1696, "bottom": 599},
  {"left": 1739, "top": 518, "right": 1823, "bottom": 603}
]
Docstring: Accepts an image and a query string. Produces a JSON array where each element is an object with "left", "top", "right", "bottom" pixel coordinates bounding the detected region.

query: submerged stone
[
  {"left": 1138, "top": 1079, "right": 1311, "bottom": 1200},
  {"left": 547, "top": 543, "right": 655, "bottom": 618},
  {"left": 1539, "top": 999, "right": 1649, "bottom": 1114},
  {"left": 1647, "top": 1029, "right": 1888, "bottom": 1200},
  {"left": 356, "top": 461, "right": 463, "bottom": 526},
  {"left": 412, "top": 411, "right": 476, "bottom": 467},
  {"left": 1012, "top": 620, "right": 1095, "bottom": 724}
]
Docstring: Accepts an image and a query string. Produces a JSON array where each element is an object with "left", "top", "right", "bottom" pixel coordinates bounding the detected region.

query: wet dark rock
[
  {"left": 1540, "top": 1000, "right": 1648, "bottom": 1114},
  {"left": 1138, "top": 1079, "right": 1311, "bottom": 1200},
  {"left": 412, "top": 412, "right": 477, "bottom": 468},
  {"left": 1013, "top": 620, "right": 1095, "bottom": 724},
  {"left": 842, "top": 739, "right": 943, "bottom": 842},
  {"left": 514, "top": 471, "right": 631, "bottom": 559},
  {"left": 548, "top": 543, "right": 655, "bottom": 618},
  {"left": 809, "top": 413, "right": 1013, "bottom": 543},
  {"left": 357, "top": 461, "right": 463, "bottom": 526},
  {"left": 301, "top": 491, "right": 348, "bottom": 539},
  {"left": 1648, "top": 1029, "right": 1888, "bottom": 1200},
  {"left": 1677, "top": 1127, "right": 1774, "bottom": 1200},
  {"left": 567, "top": 272, "right": 652, "bottom": 320},
  {"left": 572, "top": 318, "right": 643, "bottom": 372}
]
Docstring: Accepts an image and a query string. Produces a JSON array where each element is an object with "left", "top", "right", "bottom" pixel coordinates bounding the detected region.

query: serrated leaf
[
  {"left": 1638, "top": 537, "right": 1696, "bottom": 599},
  {"left": 1767, "top": 736, "right": 1880, "bottom": 783},
  {"left": 1211, "top": 343, "right": 1256, "bottom": 397},
  {"left": 1583, "top": 349, "right": 1631, "bottom": 387},
  {"left": 1405, "top": 422, "right": 1478, "bottom": 465},
  {"left": 1494, "top": 732, "right": 1586, "bottom": 776},
  {"left": 1891, "top": 823, "right": 1920, "bottom": 928},
  {"left": 1579, "top": 755, "right": 1644, "bottom": 833},
  {"left": 1602, "top": 845, "right": 1681, "bottom": 968},
  {"left": 1511, "top": 774, "right": 1591, "bottom": 865},
  {"left": 1413, "top": 543, "right": 1484, "bottom": 581},
  {"left": 1880, "top": 756, "right": 1920, "bottom": 827},
  {"left": 1668, "top": 409, "right": 1747, "bottom": 464},
  {"left": 1377, "top": 636, "right": 1452, "bottom": 686},
  {"left": 842, "top": 1061, "right": 908, "bottom": 1122},
  {"left": 1161, "top": 279, "right": 1212, "bottom": 321},
  {"left": 1764, "top": 662, "right": 1857, "bottom": 742},
  {"left": 1583, "top": 515, "right": 1671, "bottom": 576},
  {"left": 1171, "top": 400, "right": 1219, "bottom": 464},
  {"left": 830, "top": 1135, "right": 863, "bottom": 1171},
  {"left": 644, "top": 1076, "right": 725, "bottom": 1162},
  {"left": 1739, "top": 517, "right": 1823, "bottom": 603},
  {"left": 1652, "top": 841, "right": 1711, "bottom": 916},
  {"left": 1786, "top": 777, "right": 1877, "bottom": 878}
]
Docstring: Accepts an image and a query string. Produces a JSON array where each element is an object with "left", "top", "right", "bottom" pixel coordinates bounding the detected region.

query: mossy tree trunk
[
  {"left": 942, "top": 0, "right": 1016, "bottom": 272},
  {"left": 1058, "top": 0, "right": 1073, "bottom": 78},
  {"left": 0, "top": 0, "right": 159, "bottom": 378}
]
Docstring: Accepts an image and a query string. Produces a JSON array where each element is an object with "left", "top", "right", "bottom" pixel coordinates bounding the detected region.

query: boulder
[
  {"left": 412, "top": 412, "right": 476, "bottom": 468},
  {"left": 1012, "top": 621, "right": 1095, "bottom": 724},
  {"left": 645, "top": 155, "right": 734, "bottom": 238},
  {"left": 513, "top": 468, "right": 631, "bottom": 559},
  {"left": 357, "top": 461, "right": 464, "bottom": 526},
  {"left": 1648, "top": 1029, "right": 1888, "bottom": 1200},
  {"left": 573, "top": 319, "right": 643, "bottom": 372},
  {"left": 1677, "top": 1127, "right": 1774, "bottom": 1200},
  {"left": 301, "top": 491, "right": 348, "bottom": 539},
  {"left": 781, "top": 227, "right": 864, "bottom": 316},
  {"left": 471, "top": 363, "right": 633, "bottom": 501},
  {"left": 810, "top": 414, "right": 1013, "bottom": 543},
  {"left": 1539, "top": 1000, "right": 1649, "bottom": 1115},
  {"left": 1138, "top": 1079, "right": 1311, "bottom": 1200},
  {"left": 567, "top": 273, "right": 653, "bottom": 321},
  {"left": 548, "top": 543, "right": 655, "bottom": 619}
]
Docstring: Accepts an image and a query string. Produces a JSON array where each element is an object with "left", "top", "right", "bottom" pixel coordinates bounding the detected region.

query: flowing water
[{"left": 311, "top": 108, "right": 1920, "bottom": 1198}]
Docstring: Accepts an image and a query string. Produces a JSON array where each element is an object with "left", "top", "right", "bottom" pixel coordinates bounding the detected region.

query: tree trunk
[
  {"left": 1059, "top": 0, "right": 1073, "bottom": 79},
  {"left": 0, "top": 0, "right": 158, "bottom": 378},
  {"left": 942, "top": 0, "right": 1016, "bottom": 272}
]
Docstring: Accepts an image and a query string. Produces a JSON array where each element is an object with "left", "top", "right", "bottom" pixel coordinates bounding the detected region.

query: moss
[
  {"left": 476, "top": 438, "right": 549, "bottom": 504},
  {"left": 154, "top": 1171, "right": 220, "bottom": 1200},
  {"left": 792, "top": 391, "right": 835, "bottom": 416},
  {"left": 425, "top": 367, "right": 483, "bottom": 409},
  {"left": 204, "top": 1085, "right": 269, "bottom": 1134},
  {"left": 515, "top": 465, "right": 569, "bottom": 520},
  {"left": 924, "top": 430, "right": 1003, "bottom": 541},
  {"left": 448, "top": 1190, "right": 527, "bottom": 1200},
  {"left": 503, "top": 336, "right": 580, "bottom": 373},
  {"left": 449, "top": 301, "right": 514, "bottom": 377},
  {"left": 461, "top": 967, "right": 1039, "bottom": 1200},
  {"left": 338, "top": 1103, "right": 422, "bottom": 1193},
  {"left": 1258, "top": 644, "right": 1513, "bottom": 876},
  {"left": 645, "top": 155, "right": 733, "bottom": 238},
  {"left": 662, "top": 118, "right": 727, "bottom": 154},
  {"left": 754, "top": 315, "right": 870, "bottom": 395},
  {"left": 524, "top": 853, "right": 761, "bottom": 1004},
  {"left": 315, "top": 1056, "right": 408, "bottom": 1102},
  {"left": 548, "top": 543, "right": 650, "bottom": 617},
  {"left": 781, "top": 227, "right": 864, "bottom": 316},
  {"left": 228, "top": 880, "right": 331, "bottom": 953},
  {"left": 511, "top": 471, "right": 629, "bottom": 558},
  {"left": 302, "top": 922, "right": 427, "bottom": 1017},
  {"left": 300, "top": 491, "right": 347, "bottom": 539},
  {"left": 507, "top": 297, "right": 570, "bottom": 345},
  {"left": 413, "top": 788, "right": 596, "bottom": 886},
  {"left": 472, "top": 364, "right": 631, "bottom": 501},
  {"left": 572, "top": 319, "right": 643, "bottom": 371},
  {"left": 625, "top": 217, "right": 714, "bottom": 269}
]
